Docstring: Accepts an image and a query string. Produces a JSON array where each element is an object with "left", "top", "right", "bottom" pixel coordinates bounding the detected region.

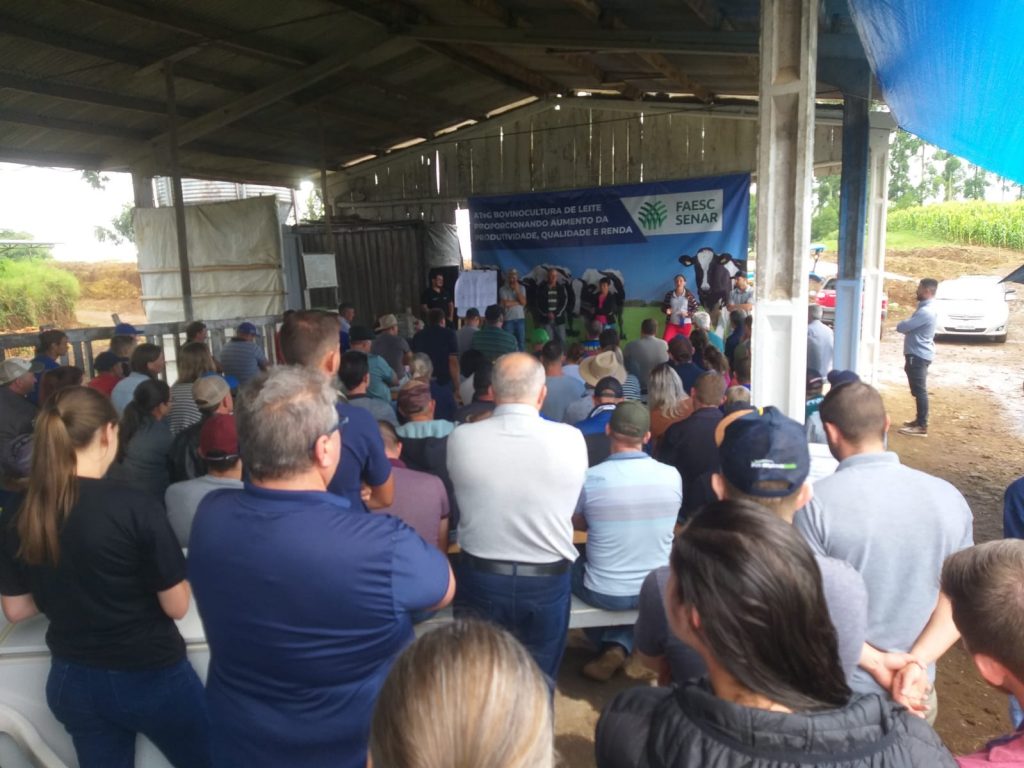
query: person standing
[
  {"left": 661, "top": 275, "right": 700, "bottom": 342},
  {"left": 540, "top": 341, "right": 585, "bottom": 422},
  {"left": 420, "top": 272, "right": 454, "bottom": 323},
  {"left": 447, "top": 353, "right": 587, "bottom": 685},
  {"left": 371, "top": 314, "right": 412, "bottom": 379},
  {"left": 807, "top": 303, "right": 835, "bottom": 377},
  {"left": 412, "top": 309, "right": 460, "bottom": 395},
  {"left": 727, "top": 273, "right": 754, "bottom": 312},
  {"left": 471, "top": 305, "right": 518, "bottom": 362},
  {"left": 499, "top": 269, "right": 527, "bottom": 351},
  {"left": 0, "top": 386, "right": 210, "bottom": 768},
  {"left": 623, "top": 318, "right": 669, "bottom": 393},
  {"left": 896, "top": 278, "right": 938, "bottom": 437},
  {"left": 456, "top": 307, "right": 481, "bottom": 357},
  {"left": 534, "top": 268, "right": 570, "bottom": 347},
  {"left": 189, "top": 366, "right": 453, "bottom": 768}
]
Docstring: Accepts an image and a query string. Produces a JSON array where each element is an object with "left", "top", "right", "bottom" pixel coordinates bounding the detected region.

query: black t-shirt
[
  {"left": 0, "top": 477, "right": 187, "bottom": 669},
  {"left": 420, "top": 287, "right": 452, "bottom": 314},
  {"left": 412, "top": 326, "right": 459, "bottom": 386}
]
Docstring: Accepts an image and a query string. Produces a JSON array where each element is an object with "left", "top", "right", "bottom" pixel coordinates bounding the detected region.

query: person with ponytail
[
  {"left": 0, "top": 386, "right": 210, "bottom": 768},
  {"left": 596, "top": 499, "right": 955, "bottom": 768},
  {"left": 109, "top": 378, "right": 173, "bottom": 497},
  {"left": 168, "top": 341, "right": 216, "bottom": 435}
]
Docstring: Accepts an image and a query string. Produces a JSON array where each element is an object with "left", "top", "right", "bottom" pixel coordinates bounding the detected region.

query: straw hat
[{"left": 578, "top": 350, "right": 626, "bottom": 387}]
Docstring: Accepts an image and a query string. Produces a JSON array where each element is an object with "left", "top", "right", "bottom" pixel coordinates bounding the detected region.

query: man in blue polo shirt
[
  {"left": 189, "top": 365, "right": 453, "bottom": 768},
  {"left": 572, "top": 401, "right": 681, "bottom": 682},
  {"left": 219, "top": 321, "right": 269, "bottom": 385},
  {"left": 279, "top": 310, "right": 393, "bottom": 512}
]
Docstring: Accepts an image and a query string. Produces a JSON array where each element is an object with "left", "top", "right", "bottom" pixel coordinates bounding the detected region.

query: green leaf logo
[{"left": 637, "top": 200, "right": 668, "bottom": 230}]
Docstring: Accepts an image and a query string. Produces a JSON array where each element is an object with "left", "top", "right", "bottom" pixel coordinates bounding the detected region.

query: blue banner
[{"left": 468, "top": 173, "right": 750, "bottom": 305}]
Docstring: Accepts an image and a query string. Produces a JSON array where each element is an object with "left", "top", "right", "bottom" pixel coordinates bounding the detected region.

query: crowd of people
[{"left": 0, "top": 271, "right": 1021, "bottom": 768}]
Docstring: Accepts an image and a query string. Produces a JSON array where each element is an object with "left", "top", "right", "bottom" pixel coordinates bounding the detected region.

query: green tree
[
  {"left": 303, "top": 188, "right": 324, "bottom": 222},
  {"left": 810, "top": 173, "right": 841, "bottom": 240},
  {"left": 81, "top": 170, "right": 109, "bottom": 190},
  {"left": 932, "top": 150, "right": 965, "bottom": 201},
  {"left": 0, "top": 229, "right": 54, "bottom": 260},
  {"left": 94, "top": 203, "right": 135, "bottom": 246},
  {"left": 888, "top": 129, "right": 925, "bottom": 208},
  {"left": 962, "top": 164, "right": 989, "bottom": 201}
]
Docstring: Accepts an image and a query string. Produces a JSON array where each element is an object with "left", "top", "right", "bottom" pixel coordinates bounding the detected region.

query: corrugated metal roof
[{"left": 0, "top": 0, "right": 869, "bottom": 186}]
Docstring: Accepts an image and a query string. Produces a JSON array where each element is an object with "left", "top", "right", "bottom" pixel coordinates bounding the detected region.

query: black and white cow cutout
[{"left": 678, "top": 249, "right": 745, "bottom": 309}]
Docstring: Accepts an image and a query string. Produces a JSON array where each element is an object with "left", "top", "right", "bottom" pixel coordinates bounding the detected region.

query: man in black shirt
[{"left": 420, "top": 273, "right": 454, "bottom": 323}]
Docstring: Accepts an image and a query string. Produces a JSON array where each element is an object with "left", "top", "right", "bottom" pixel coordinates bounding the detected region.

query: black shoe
[
  {"left": 902, "top": 419, "right": 919, "bottom": 428},
  {"left": 898, "top": 425, "right": 928, "bottom": 437}
]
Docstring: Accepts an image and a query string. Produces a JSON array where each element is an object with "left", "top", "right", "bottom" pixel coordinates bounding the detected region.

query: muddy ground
[{"left": 553, "top": 245, "right": 1024, "bottom": 765}]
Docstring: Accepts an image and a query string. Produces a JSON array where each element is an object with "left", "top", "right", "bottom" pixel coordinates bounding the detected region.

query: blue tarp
[{"left": 848, "top": 0, "right": 1024, "bottom": 183}]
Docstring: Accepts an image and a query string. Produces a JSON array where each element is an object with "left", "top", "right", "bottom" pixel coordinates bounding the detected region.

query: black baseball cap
[{"left": 717, "top": 406, "right": 810, "bottom": 498}]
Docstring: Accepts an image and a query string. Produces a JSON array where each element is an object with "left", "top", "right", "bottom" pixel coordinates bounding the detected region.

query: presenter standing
[
  {"left": 661, "top": 274, "right": 700, "bottom": 342},
  {"left": 499, "top": 269, "right": 527, "bottom": 351}
]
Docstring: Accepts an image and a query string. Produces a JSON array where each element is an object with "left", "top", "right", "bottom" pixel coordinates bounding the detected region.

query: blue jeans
[
  {"left": 46, "top": 656, "right": 211, "bottom": 768},
  {"left": 505, "top": 318, "right": 526, "bottom": 351},
  {"left": 904, "top": 354, "right": 931, "bottom": 427},
  {"left": 571, "top": 558, "right": 639, "bottom": 653},
  {"left": 454, "top": 560, "right": 571, "bottom": 688}
]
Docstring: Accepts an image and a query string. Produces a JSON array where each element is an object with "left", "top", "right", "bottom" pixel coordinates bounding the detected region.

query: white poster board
[{"left": 302, "top": 253, "right": 338, "bottom": 289}]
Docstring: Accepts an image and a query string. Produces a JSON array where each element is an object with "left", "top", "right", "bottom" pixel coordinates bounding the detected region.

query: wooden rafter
[
  {"left": 69, "top": 0, "right": 319, "bottom": 68},
  {"left": 557, "top": 1, "right": 715, "bottom": 103},
  {"left": 456, "top": 0, "right": 644, "bottom": 100}
]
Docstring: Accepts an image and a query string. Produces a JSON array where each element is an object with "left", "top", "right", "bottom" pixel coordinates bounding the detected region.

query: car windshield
[{"left": 935, "top": 280, "right": 1000, "bottom": 301}]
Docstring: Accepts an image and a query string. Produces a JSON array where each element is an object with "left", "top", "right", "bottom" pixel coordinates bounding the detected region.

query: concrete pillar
[
  {"left": 752, "top": 0, "right": 818, "bottom": 418},
  {"left": 131, "top": 172, "right": 154, "bottom": 208},
  {"left": 833, "top": 95, "right": 870, "bottom": 372},
  {"left": 859, "top": 113, "right": 896, "bottom": 382}
]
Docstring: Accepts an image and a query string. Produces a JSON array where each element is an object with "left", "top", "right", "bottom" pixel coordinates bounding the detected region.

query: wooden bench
[{"left": 416, "top": 596, "right": 638, "bottom": 636}]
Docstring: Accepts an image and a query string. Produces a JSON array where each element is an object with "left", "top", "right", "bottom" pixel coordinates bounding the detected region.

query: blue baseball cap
[
  {"left": 237, "top": 321, "right": 260, "bottom": 336},
  {"left": 114, "top": 323, "right": 140, "bottom": 335},
  {"left": 717, "top": 406, "right": 810, "bottom": 498},
  {"left": 201, "top": 370, "right": 239, "bottom": 391}
]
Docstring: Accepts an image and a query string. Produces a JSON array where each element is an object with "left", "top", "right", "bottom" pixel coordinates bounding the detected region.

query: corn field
[{"left": 888, "top": 202, "right": 1024, "bottom": 251}]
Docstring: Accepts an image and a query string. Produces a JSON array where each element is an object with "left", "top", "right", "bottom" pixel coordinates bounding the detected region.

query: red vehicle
[{"left": 815, "top": 277, "right": 888, "bottom": 326}]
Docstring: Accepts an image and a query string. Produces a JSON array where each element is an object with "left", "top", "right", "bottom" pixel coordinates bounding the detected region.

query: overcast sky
[{"left": 0, "top": 163, "right": 137, "bottom": 263}]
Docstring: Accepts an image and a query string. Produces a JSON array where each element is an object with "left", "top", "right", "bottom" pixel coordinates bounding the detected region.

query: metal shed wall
[{"left": 329, "top": 103, "right": 845, "bottom": 223}]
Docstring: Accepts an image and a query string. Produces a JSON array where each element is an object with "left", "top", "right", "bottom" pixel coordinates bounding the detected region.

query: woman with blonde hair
[
  {"left": 647, "top": 363, "right": 692, "bottom": 451},
  {"left": 370, "top": 620, "right": 554, "bottom": 768},
  {"left": 0, "top": 386, "right": 210, "bottom": 768},
  {"left": 168, "top": 341, "right": 217, "bottom": 435}
]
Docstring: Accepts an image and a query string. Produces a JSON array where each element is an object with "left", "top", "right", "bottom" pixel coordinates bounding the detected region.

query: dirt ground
[{"left": 552, "top": 246, "right": 1024, "bottom": 765}]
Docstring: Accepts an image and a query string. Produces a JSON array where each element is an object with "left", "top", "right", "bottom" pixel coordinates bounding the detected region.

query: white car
[{"left": 934, "top": 275, "right": 1015, "bottom": 343}]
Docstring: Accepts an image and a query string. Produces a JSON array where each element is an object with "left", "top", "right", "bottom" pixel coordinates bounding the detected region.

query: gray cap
[{"left": 0, "top": 358, "right": 43, "bottom": 387}]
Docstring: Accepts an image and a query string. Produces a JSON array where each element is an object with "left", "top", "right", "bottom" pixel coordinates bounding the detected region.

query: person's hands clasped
[{"left": 892, "top": 659, "right": 932, "bottom": 718}]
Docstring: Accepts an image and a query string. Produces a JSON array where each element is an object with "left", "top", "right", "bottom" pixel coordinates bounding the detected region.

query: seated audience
[
  {"left": 732, "top": 355, "right": 752, "bottom": 389},
  {"left": 454, "top": 358, "right": 497, "bottom": 424},
  {"left": 596, "top": 499, "right": 955, "bottom": 768},
  {"left": 164, "top": 414, "right": 243, "bottom": 548},
  {"left": 168, "top": 373, "right": 234, "bottom": 484},
  {"left": 109, "top": 379, "right": 173, "bottom": 497},
  {"left": 28, "top": 328, "right": 67, "bottom": 405},
  {"left": 574, "top": 375, "right": 624, "bottom": 436},
  {"left": 471, "top": 304, "right": 517, "bottom": 362},
  {"left": 456, "top": 307, "right": 481, "bottom": 356},
  {"left": 340, "top": 350, "right": 398, "bottom": 427},
  {"left": 370, "top": 620, "right": 554, "bottom": 768},
  {"left": 623, "top": 318, "right": 668, "bottom": 393},
  {"left": 168, "top": 341, "right": 217, "bottom": 435},
  {"left": 581, "top": 319, "right": 604, "bottom": 356},
  {"left": 280, "top": 310, "right": 393, "bottom": 513},
  {"left": 38, "top": 366, "right": 84, "bottom": 407},
  {"left": 218, "top": 321, "right": 268, "bottom": 385},
  {"left": 0, "top": 358, "right": 41, "bottom": 451},
  {"left": 658, "top": 371, "right": 725, "bottom": 521},
  {"left": 528, "top": 326, "right": 550, "bottom": 356},
  {"left": 396, "top": 381, "right": 454, "bottom": 439},
  {"left": 185, "top": 320, "right": 208, "bottom": 344},
  {"left": 806, "top": 369, "right": 827, "bottom": 443},
  {"left": 572, "top": 402, "right": 681, "bottom": 681},
  {"left": 693, "top": 310, "right": 724, "bottom": 352},
  {"left": 540, "top": 341, "right": 585, "bottom": 422},
  {"left": 407, "top": 352, "right": 457, "bottom": 422},
  {"left": 376, "top": 421, "right": 450, "bottom": 550},
  {"left": 687, "top": 327, "right": 710, "bottom": 370},
  {"left": 667, "top": 336, "right": 703, "bottom": 395},
  {"left": 942, "top": 541, "right": 1024, "bottom": 766},
  {"left": 350, "top": 325, "right": 399, "bottom": 402},
  {"left": 0, "top": 386, "right": 210, "bottom": 768},
  {"left": 724, "top": 308, "right": 746, "bottom": 364},
  {"left": 598, "top": 329, "right": 641, "bottom": 400},
  {"left": 702, "top": 346, "right": 731, "bottom": 387},
  {"left": 458, "top": 348, "right": 485, "bottom": 406},
  {"left": 371, "top": 314, "right": 412, "bottom": 379},
  {"left": 108, "top": 332, "right": 136, "bottom": 377},
  {"left": 86, "top": 350, "right": 125, "bottom": 397},
  {"left": 189, "top": 365, "right": 453, "bottom": 768},
  {"left": 111, "top": 342, "right": 165, "bottom": 415},
  {"left": 412, "top": 310, "right": 460, "bottom": 395},
  {"left": 647, "top": 363, "right": 692, "bottom": 453},
  {"left": 723, "top": 384, "right": 752, "bottom": 412},
  {"left": 563, "top": 342, "right": 586, "bottom": 384}
]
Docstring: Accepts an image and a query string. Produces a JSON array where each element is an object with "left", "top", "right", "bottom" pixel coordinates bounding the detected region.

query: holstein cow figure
[{"left": 679, "top": 249, "right": 744, "bottom": 309}]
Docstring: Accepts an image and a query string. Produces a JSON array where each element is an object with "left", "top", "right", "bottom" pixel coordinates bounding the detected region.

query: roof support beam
[
  {"left": 0, "top": 70, "right": 203, "bottom": 117},
  {"left": 457, "top": 0, "right": 644, "bottom": 99},
  {"left": 69, "top": 0, "right": 319, "bottom": 68},
  {"left": 147, "top": 35, "right": 391, "bottom": 150},
  {"left": 557, "top": 1, "right": 714, "bottom": 101}
]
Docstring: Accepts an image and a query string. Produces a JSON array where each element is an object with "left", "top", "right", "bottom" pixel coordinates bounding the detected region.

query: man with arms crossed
[
  {"left": 189, "top": 366, "right": 453, "bottom": 768},
  {"left": 447, "top": 353, "right": 587, "bottom": 685},
  {"left": 795, "top": 381, "right": 973, "bottom": 721}
]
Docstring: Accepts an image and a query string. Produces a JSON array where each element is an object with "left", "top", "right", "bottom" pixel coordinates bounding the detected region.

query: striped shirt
[
  {"left": 219, "top": 338, "right": 267, "bottom": 385},
  {"left": 577, "top": 451, "right": 681, "bottom": 596},
  {"left": 470, "top": 326, "right": 517, "bottom": 362},
  {"left": 168, "top": 381, "right": 201, "bottom": 435}
]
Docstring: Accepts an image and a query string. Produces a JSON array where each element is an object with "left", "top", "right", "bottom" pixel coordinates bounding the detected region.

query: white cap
[{"left": 0, "top": 358, "right": 43, "bottom": 387}]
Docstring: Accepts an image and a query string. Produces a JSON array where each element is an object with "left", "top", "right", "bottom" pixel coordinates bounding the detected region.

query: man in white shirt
[{"left": 447, "top": 352, "right": 588, "bottom": 685}]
